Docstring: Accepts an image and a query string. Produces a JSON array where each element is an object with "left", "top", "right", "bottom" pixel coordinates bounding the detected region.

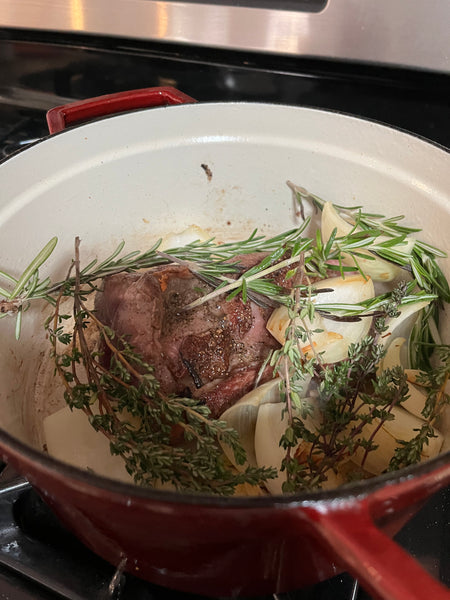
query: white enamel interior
[{"left": 0, "top": 102, "right": 448, "bottom": 452}]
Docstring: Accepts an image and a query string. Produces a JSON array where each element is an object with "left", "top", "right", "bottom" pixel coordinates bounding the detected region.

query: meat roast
[{"left": 95, "top": 262, "right": 280, "bottom": 417}]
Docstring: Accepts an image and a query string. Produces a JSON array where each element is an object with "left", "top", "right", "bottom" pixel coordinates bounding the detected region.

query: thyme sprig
[
  {"left": 47, "top": 238, "right": 276, "bottom": 494},
  {"left": 270, "top": 277, "right": 442, "bottom": 492},
  {"left": 386, "top": 344, "right": 450, "bottom": 471},
  {"left": 268, "top": 261, "right": 449, "bottom": 491}
]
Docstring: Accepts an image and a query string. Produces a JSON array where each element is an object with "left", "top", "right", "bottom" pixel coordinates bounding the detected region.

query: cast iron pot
[{"left": 0, "top": 87, "right": 449, "bottom": 600}]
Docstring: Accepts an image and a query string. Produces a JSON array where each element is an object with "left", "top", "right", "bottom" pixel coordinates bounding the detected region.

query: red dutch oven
[{"left": 0, "top": 87, "right": 449, "bottom": 600}]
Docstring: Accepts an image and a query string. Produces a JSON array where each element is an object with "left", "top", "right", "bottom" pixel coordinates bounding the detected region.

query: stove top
[
  {"left": 0, "top": 27, "right": 449, "bottom": 600},
  {"left": 1, "top": 29, "right": 450, "bottom": 149}
]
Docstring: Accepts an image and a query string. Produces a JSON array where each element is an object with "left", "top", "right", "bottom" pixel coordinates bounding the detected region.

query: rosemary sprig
[
  {"left": 0, "top": 237, "right": 57, "bottom": 338},
  {"left": 291, "top": 183, "right": 449, "bottom": 370},
  {"left": 2, "top": 185, "right": 446, "bottom": 355},
  {"left": 0, "top": 224, "right": 311, "bottom": 324}
]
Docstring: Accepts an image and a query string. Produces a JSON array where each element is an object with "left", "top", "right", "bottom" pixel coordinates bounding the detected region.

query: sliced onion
[
  {"left": 44, "top": 405, "right": 135, "bottom": 483},
  {"left": 219, "top": 378, "right": 284, "bottom": 470},
  {"left": 402, "top": 381, "right": 431, "bottom": 419},
  {"left": 380, "top": 300, "right": 431, "bottom": 346},
  {"left": 253, "top": 402, "right": 289, "bottom": 494},
  {"left": 315, "top": 272, "right": 375, "bottom": 305},
  {"left": 403, "top": 369, "right": 422, "bottom": 384},
  {"left": 435, "top": 403, "right": 450, "bottom": 454},
  {"left": 320, "top": 201, "right": 354, "bottom": 240},
  {"left": 379, "top": 337, "right": 407, "bottom": 371},
  {"left": 378, "top": 337, "right": 429, "bottom": 419},
  {"left": 352, "top": 405, "right": 443, "bottom": 475},
  {"left": 267, "top": 273, "right": 374, "bottom": 362},
  {"left": 254, "top": 399, "right": 324, "bottom": 494},
  {"left": 302, "top": 334, "right": 350, "bottom": 364}
]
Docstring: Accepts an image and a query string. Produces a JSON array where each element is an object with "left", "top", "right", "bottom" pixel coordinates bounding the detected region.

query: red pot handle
[
  {"left": 304, "top": 502, "right": 450, "bottom": 600},
  {"left": 46, "top": 86, "right": 197, "bottom": 134},
  {"left": 301, "top": 469, "right": 450, "bottom": 600}
]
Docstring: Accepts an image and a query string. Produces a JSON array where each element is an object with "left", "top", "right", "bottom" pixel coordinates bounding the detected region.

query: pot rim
[
  {"left": 1, "top": 425, "right": 449, "bottom": 507},
  {"left": 0, "top": 100, "right": 449, "bottom": 508},
  {"left": 1, "top": 101, "right": 449, "bottom": 167}
]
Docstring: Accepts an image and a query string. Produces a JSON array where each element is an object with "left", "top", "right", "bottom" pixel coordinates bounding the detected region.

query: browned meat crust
[{"left": 95, "top": 261, "right": 279, "bottom": 417}]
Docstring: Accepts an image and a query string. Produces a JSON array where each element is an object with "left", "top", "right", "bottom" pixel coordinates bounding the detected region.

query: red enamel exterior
[
  {"left": 0, "top": 87, "right": 449, "bottom": 600},
  {"left": 1, "top": 437, "right": 449, "bottom": 599}
]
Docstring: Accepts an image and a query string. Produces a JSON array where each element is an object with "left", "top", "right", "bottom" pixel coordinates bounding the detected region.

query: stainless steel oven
[{"left": 0, "top": 2, "right": 449, "bottom": 598}]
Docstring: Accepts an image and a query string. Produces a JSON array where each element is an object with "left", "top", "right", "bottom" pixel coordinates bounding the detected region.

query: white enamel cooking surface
[{"left": 0, "top": 102, "right": 449, "bottom": 449}]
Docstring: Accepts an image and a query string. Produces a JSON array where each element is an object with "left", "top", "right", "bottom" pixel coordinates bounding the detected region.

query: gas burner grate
[{"left": 0, "top": 113, "right": 48, "bottom": 159}]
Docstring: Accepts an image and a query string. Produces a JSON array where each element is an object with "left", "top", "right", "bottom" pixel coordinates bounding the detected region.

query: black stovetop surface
[
  {"left": 1, "top": 28, "right": 450, "bottom": 154},
  {"left": 0, "top": 28, "right": 449, "bottom": 600}
]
